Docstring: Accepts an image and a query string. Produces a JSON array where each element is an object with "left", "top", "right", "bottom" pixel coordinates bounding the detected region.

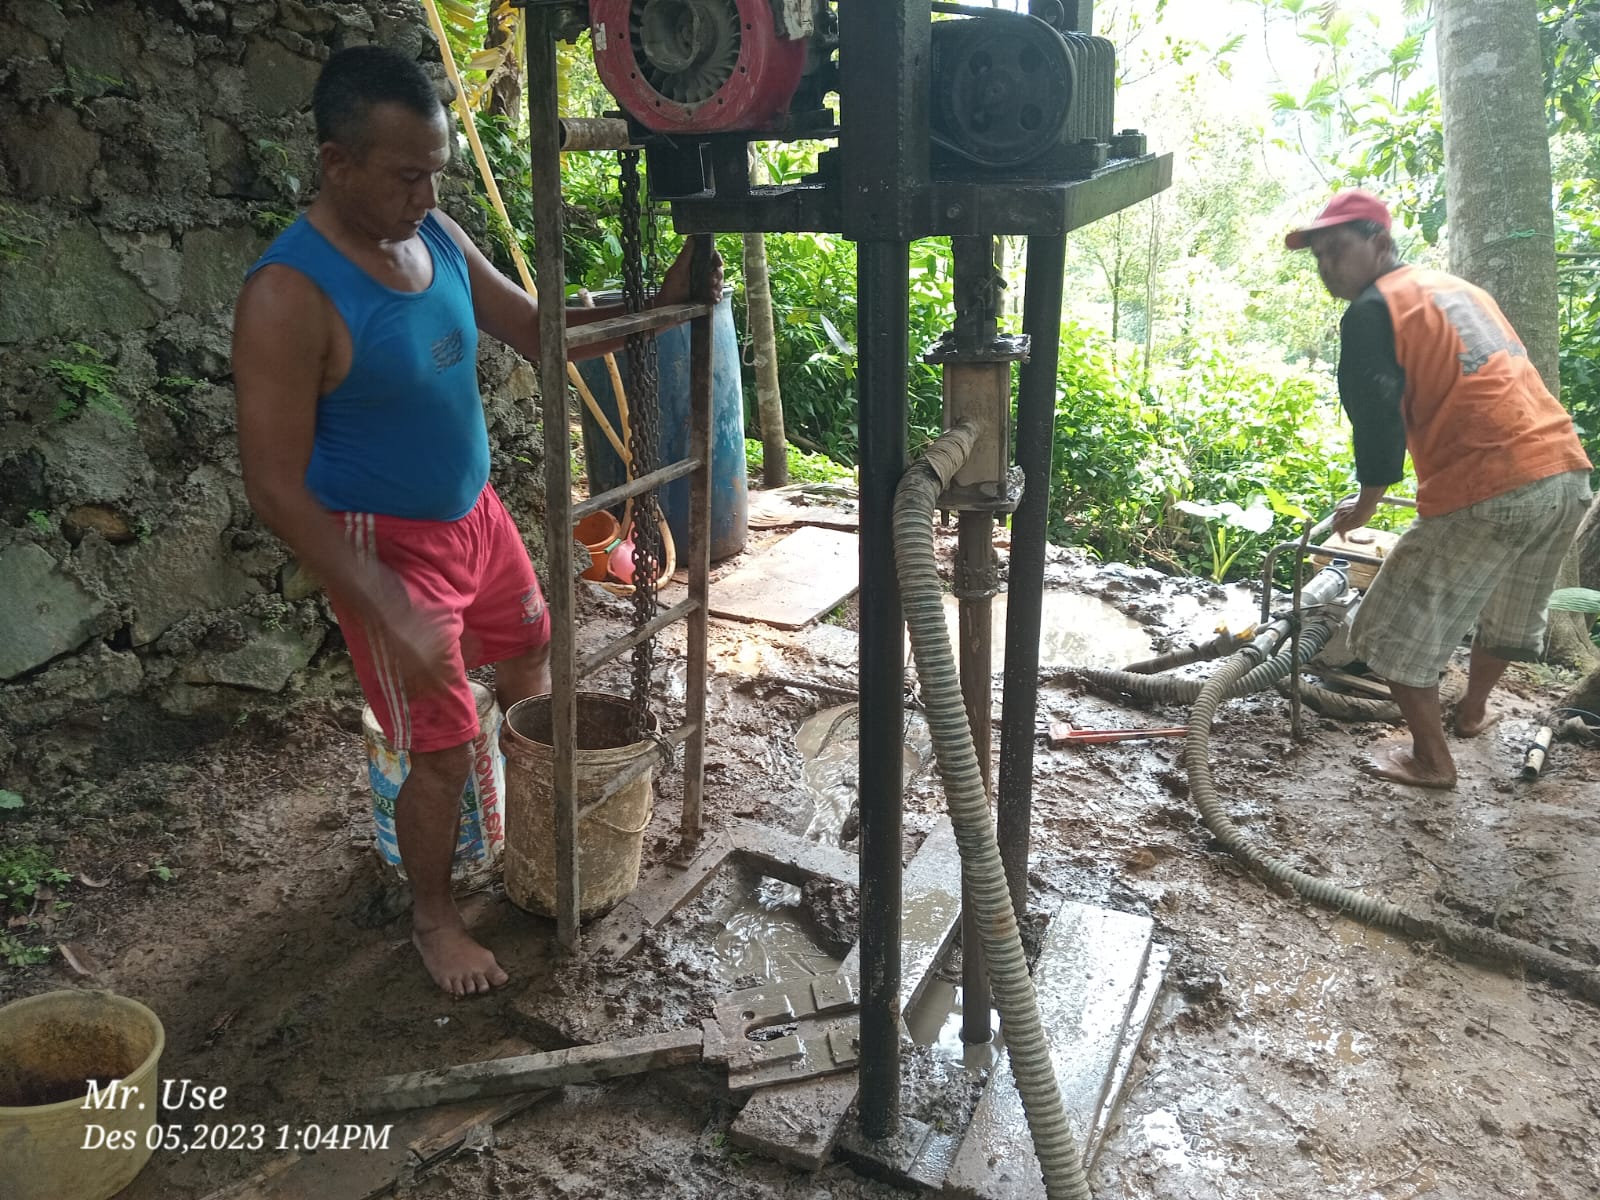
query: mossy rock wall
[{"left": 0, "top": 0, "right": 546, "bottom": 775}]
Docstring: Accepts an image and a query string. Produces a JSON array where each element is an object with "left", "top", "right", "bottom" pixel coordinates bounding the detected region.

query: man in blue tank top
[{"left": 233, "top": 46, "right": 717, "bottom": 996}]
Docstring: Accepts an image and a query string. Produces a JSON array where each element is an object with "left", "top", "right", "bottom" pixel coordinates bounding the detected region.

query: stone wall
[{"left": 0, "top": 0, "right": 545, "bottom": 775}]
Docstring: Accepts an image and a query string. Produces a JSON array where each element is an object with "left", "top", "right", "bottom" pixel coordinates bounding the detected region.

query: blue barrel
[{"left": 576, "top": 291, "right": 749, "bottom": 562}]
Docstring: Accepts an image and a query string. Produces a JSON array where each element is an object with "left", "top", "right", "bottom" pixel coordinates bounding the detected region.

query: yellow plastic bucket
[
  {"left": 501, "top": 692, "right": 656, "bottom": 920},
  {"left": 0, "top": 989, "right": 165, "bottom": 1200}
]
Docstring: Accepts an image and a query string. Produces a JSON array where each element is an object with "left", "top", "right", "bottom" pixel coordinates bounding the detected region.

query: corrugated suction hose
[
  {"left": 896, "top": 421, "right": 1093, "bottom": 1200},
  {"left": 1185, "top": 628, "right": 1600, "bottom": 1004}
]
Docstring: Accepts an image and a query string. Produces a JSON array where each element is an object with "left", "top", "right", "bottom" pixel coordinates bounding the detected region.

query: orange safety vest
[{"left": 1374, "top": 265, "right": 1590, "bottom": 516}]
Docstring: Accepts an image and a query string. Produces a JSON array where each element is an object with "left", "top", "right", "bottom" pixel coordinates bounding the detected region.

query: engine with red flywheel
[{"left": 590, "top": 0, "right": 817, "bottom": 135}]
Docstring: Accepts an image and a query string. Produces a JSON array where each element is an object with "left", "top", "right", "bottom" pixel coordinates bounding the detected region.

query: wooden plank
[
  {"left": 730, "top": 819, "right": 859, "bottom": 887},
  {"left": 748, "top": 482, "right": 860, "bottom": 531},
  {"left": 587, "top": 831, "right": 733, "bottom": 959},
  {"left": 572, "top": 457, "right": 702, "bottom": 519},
  {"left": 944, "top": 901, "right": 1155, "bottom": 1200},
  {"left": 200, "top": 1042, "right": 545, "bottom": 1200},
  {"left": 709, "top": 526, "right": 859, "bottom": 629},
  {"left": 730, "top": 818, "right": 963, "bottom": 1170},
  {"left": 1088, "top": 944, "right": 1168, "bottom": 1166},
  {"left": 363, "top": 1028, "right": 705, "bottom": 1114},
  {"left": 1316, "top": 669, "right": 1393, "bottom": 699},
  {"left": 565, "top": 301, "right": 712, "bottom": 350}
]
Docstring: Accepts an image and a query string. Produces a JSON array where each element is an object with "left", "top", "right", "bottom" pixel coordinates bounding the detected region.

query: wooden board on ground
[
  {"left": 730, "top": 819, "right": 859, "bottom": 887},
  {"left": 200, "top": 1041, "right": 549, "bottom": 1200},
  {"left": 944, "top": 900, "right": 1156, "bottom": 1199},
  {"left": 364, "top": 1029, "right": 706, "bottom": 1113},
  {"left": 587, "top": 832, "right": 734, "bottom": 960},
  {"left": 749, "top": 482, "right": 859, "bottom": 531},
  {"left": 709, "top": 526, "right": 859, "bottom": 629},
  {"left": 729, "top": 818, "right": 963, "bottom": 1171}
]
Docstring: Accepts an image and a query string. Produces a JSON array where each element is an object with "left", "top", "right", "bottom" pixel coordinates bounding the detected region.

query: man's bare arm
[{"left": 233, "top": 266, "right": 455, "bottom": 691}]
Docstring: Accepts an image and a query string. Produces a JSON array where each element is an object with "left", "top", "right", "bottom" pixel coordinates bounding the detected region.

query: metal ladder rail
[{"left": 525, "top": 5, "right": 714, "bottom": 952}]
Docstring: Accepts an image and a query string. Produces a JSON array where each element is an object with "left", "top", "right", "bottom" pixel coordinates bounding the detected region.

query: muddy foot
[
  {"left": 412, "top": 925, "right": 509, "bottom": 996},
  {"left": 1453, "top": 708, "right": 1501, "bottom": 738},
  {"left": 1365, "top": 745, "right": 1456, "bottom": 790}
]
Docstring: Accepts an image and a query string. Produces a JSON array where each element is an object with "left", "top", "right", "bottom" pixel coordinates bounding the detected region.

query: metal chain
[{"left": 619, "top": 148, "right": 662, "bottom": 741}]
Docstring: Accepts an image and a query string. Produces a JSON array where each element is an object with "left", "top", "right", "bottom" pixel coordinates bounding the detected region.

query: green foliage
[
  {"left": 1548, "top": 587, "right": 1600, "bottom": 614},
  {"left": 251, "top": 208, "right": 296, "bottom": 238},
  {"left": 26, "top": 510, "right": 51, "bottom": 533},
  {"left": 0, "top": 936, "right": 52, "bottom": 967},
  {"left": 0, "top": 205, "right": 41, "bottom": 263},
  {"left": 745, "top": 439, "right": 853, "bottom": 484},
  {"left": 1555, "top": 174, "right": 1600, "bottom": 479},
  {"left": 253, "top": 138, "right": 300, "bottom": 202},
  {"left": 0, "top": 789, "right": 23, "bottom": 810},
  {"left": 46, "top": 343, "right": 133, "bottom": 428},
  {"left": 1049, "top": 323, "right": 1359, "bottom": 580},
  {"left": 0, "top": 845, "right": 71, "bottom": 913},
  {"left": 1173, "top": 498, "right": 1275, "bottom": 582},
  {"left": 1543, "top": 1, "right": 1600, "bottom": 134}
]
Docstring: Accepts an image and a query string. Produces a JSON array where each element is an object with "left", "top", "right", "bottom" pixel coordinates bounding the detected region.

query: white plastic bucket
[
  {"left": 500, "top": 692, "right": 656, "bottom": 920},
  {"left": 363, "top": 680, "right": 505, "bottom": 888}
]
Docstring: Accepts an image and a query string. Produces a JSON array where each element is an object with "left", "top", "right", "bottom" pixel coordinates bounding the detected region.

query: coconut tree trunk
[
  {"left": 743, "top": 229, "right": 787, "bottom": 488},
  {"left": 1438, "top": 0, "right": 1600, "bottom": 674}
]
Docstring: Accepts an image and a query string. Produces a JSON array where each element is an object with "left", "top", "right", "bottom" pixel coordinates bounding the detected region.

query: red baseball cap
[{"left": 1284, "top": 189, "right": 1392, "bottom": 250}]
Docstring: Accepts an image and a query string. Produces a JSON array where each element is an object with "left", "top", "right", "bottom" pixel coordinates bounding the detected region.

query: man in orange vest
[{"left": 1287, "top": 189, "right": 1593, "bottom": 788}]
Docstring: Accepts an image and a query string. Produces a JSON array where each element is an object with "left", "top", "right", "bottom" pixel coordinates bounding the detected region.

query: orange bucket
[{"left": 574, "top": 511, "right": 622, "bottom": 581}]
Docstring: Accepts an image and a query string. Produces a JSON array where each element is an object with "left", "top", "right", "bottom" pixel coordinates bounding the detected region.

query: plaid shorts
[{"left": 1348, "top": 471, "right": 1592, "bottom": 687}]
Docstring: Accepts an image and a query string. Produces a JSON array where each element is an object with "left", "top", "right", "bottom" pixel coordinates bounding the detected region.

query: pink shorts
[{"left": 331, "top": 485, "right": 550, "bottom": 753}]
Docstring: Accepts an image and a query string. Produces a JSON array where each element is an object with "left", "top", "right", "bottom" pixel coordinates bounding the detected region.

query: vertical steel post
[
  {"left": 841, "top": 0, "right": 929, "bottom": 1145},
  {"left": 525, "top": 7, "right": 580, "bottom": 950},
  {"left": 950, "top": 234, "right": 997, "bottom": 1045},
  {"left": 680, "top": 234, "right": 715, "bottom": 850},
  {"left": 956, "top": 510, "right": 995, "bottom": 1044},
  {"left": 996, "top": 234, "right": 1067, "bottom": 925},
  {"left": 855, "top": 241, "right": 910, "bottom": 1140}
]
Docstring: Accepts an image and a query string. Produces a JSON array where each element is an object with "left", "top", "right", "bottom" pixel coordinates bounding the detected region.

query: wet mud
[{"left": 2, "top": 532, "right": 1597, "bottom": 1198}]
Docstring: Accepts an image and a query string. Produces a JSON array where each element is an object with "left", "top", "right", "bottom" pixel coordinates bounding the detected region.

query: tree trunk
[
  {"left": 1438, "top": 0, "right": 1559, "bottom": 388},
  {"left": 1438, "top": 0, "right": 1600, "bottom": 673},
  {"left": 743, "top": 230, "right": 787, "bottom": 487},
  {"left": 486, "top": 3, "right": 521, "bottom": 121}
]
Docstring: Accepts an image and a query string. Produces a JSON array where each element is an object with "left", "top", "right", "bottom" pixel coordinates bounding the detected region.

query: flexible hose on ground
[
  {"left": 1124, "top": 628, "right": 1252, "bottom": 675},
  {"left": 1071, "top": 618, "right": 1335, "bottom": 707},
  {"left": 1185, "top": 647, "right": 1600, "bottom": 1004},
  {"left": 1271, "top": 666, "right": 1467, "bottom": 723},
  {"left": 896, "top": 423, "right": 1092, "bottom": 1200}
]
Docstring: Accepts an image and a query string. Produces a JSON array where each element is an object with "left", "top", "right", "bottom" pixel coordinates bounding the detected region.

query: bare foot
[
  {"left": 1365, "top": 744, "right": 1456, "bottom": 790},
  {"left": 1453, "top": 707, "right": 1501, "bottom": 738},
  {"left": 412, "top": 924, "right": 509, "bottom": 996}
]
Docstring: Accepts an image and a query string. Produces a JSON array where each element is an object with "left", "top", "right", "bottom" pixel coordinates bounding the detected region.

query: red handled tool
[{"left": 1047, "top": 722, "right": 1188, "bottom": 748}]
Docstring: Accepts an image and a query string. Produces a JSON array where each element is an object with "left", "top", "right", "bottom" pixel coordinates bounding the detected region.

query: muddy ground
[{"left": 2, "top": 527, "right": 1598, "bottom": 1200}]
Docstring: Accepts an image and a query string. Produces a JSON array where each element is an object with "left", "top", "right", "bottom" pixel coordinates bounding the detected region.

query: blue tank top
[{"left": 247, "top": 213, "right": 490, "bottom": 521}]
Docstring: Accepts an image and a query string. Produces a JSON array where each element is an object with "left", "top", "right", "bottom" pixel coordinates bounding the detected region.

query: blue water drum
[{"left": 576, "top": 291, "right": 749, "bottom": 562}]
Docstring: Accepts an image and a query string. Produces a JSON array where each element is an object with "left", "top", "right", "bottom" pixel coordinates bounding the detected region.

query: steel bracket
[{"left": 706, "top": 973, "right": 862, "bottom": 1090}]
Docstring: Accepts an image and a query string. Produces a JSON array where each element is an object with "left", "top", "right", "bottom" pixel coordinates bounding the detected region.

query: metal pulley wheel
[
  {"left": 591, "top": 0, "right": 810, "bottom": 133},
  {"left": 932, "top": 13, "right": 1076, "bottom": 168}
]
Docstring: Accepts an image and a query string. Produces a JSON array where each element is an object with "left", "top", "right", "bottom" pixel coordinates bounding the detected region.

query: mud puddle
[
  {"left": 905, "top": 978, "right": 1003, "bottom": 1075},
  {"left": 925, "top": 591, "right": 1155, "bottom": 669}
]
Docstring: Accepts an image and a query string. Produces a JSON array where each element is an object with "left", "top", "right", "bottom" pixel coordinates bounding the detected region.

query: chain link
[{"left": 619, "top": 149, "right": 662, "bottom": 741}]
